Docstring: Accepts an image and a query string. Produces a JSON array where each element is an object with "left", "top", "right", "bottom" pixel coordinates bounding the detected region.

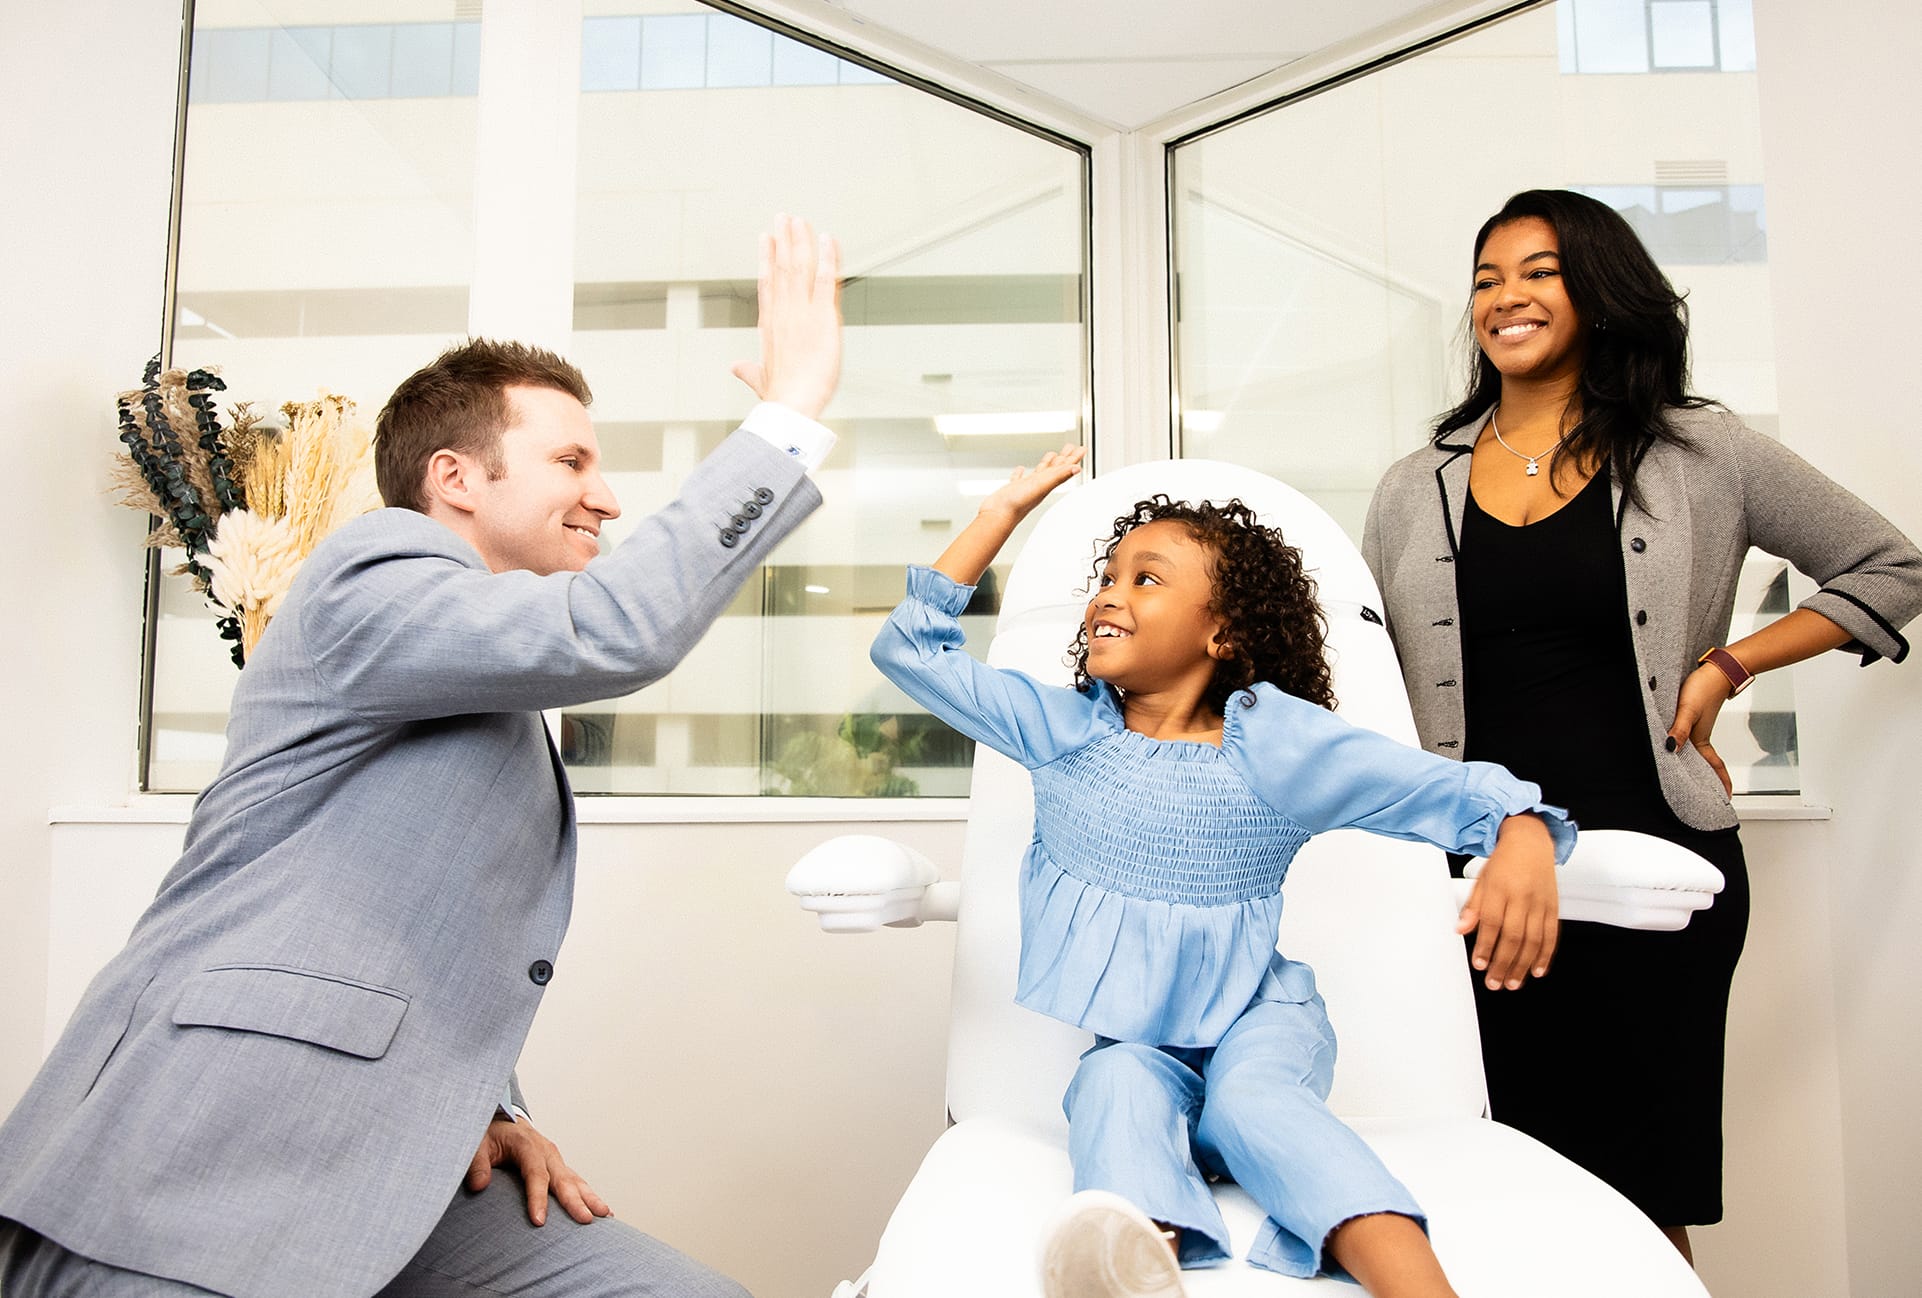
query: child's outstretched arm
[
  {"left": 1455, "top": 812, "right": 1559, "bottom": 991},
  {"left": 933, "top": 446, "right": 1086, "bottom": 585}
]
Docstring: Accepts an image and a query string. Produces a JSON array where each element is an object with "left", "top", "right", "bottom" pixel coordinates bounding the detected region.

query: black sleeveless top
[{"left": 1458, "top": 466, "right": 1671, "bottom": 831}]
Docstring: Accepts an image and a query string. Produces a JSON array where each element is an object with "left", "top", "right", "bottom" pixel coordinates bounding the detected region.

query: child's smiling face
[{"left": 1084, "top": 520, "right": 1229, "bottom": 699}]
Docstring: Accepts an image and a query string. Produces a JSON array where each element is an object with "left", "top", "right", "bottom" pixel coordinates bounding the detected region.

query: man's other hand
[{"left": 467, "top": 1115, "right": 612, "bottom": 1226}]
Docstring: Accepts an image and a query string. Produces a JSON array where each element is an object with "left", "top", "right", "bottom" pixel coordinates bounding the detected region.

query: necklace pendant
[{"left": 1525, "top": 461, "right": 1540, "bottom": 476}]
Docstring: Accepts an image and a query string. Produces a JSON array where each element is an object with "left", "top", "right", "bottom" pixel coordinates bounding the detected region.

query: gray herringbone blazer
[
  {"left": 1363, "top": 406, "right": 1922, "bottom": 831},
  {"left": 0, "top": 430, "right": 817, "bottom": 1296}
]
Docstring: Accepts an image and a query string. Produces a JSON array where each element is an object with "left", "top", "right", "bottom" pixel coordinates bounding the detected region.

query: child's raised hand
[
  {"left": 1455, "top": 812, "right": 1560, "bottom": 991},
  {"left": 932, "top": 445, "right": 1086, "bottom": 588},
  {"left": 977, "top": 446, "right": 1086, "bottom": 524}
]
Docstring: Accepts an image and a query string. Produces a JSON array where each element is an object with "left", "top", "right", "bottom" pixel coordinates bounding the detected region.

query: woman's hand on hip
[{"left": 1668, "top": 664, "right": 1734, "bottom": 798}]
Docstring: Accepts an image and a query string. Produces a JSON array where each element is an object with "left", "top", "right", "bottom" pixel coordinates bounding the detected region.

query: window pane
[
  {"left": 1567, "top": 0, "right": 1650, "bottom": 73},
  {"left": 1650, "top": 2, "right": 1718, "bottom": 69},
  {"left": 151, "top": 8, "right": 480, "bottom": 791},
  {"left": 1171, "top": 1, "right": 1792, "bottom": 795},
  {"left": 706, "top": 14, "right": 773, "bottom": 88},
  {"left": 268, "top": 27, "right": 333, "bottom": 101},
  {"left": 565, "top": 5, "right": 1088, "bottom": 796},
  {"left": 147, "top": 3, "right": 1086, "bottom": 798},
  {"left": 188, "top": 28, "right": 271, "bottom": 103},
  {"left": 331, "top": 24, "right": 395, "bottom": 100},
  {"left": 1718, "top": 0, "right": 1758, "bottom": 72},
  {"left": 641, "top": 14, "right": 707, "bottom": 90},
  {"left": 582, "top": 16, "right": 642, "bottom": 92},
  {"left": 391, "top": 23, "right": 456, "bottom": 98}
]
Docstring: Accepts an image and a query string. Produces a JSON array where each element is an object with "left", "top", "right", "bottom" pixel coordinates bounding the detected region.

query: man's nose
[{"left": 584, "top": 470, "right": 621, "bottom": 520}]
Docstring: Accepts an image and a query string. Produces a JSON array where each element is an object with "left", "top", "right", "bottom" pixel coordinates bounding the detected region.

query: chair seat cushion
[{"left": 866, "top": 1115, "right": 1705, "bottom": 1296}]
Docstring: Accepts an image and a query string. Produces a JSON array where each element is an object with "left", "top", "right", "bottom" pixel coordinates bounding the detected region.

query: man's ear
[{"left": 423, "top": 449, "right": 480, "bottom": 516}]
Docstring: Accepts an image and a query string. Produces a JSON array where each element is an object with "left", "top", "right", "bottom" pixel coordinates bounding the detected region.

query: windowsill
[
  {"left": 49, "top": 794, "right": 973, "bottom": 827},
  {"left": 1732, "top": 794, "right": 1831, "bottom": 821}
]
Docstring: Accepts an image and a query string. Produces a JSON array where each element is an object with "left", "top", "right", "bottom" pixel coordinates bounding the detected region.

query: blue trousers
[{"left": 1063, "top": 992, "right": 1425, "bottom": 1279}]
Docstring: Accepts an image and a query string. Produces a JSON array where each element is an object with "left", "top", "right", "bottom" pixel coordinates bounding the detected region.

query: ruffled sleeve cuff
[
  {"left": 904, "top": 564, "right": 975, "bottom": 616},
  {"left": 1522, "top": 802, "right": 1578, "bottom": 866},
  {"left": 1458, "top": 769, "right": 1577, "bottom": 865}
]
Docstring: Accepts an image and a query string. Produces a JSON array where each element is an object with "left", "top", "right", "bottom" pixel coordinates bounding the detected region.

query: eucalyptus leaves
[{"left": 113, "top": 359, "right": 380, "bottom": 667}]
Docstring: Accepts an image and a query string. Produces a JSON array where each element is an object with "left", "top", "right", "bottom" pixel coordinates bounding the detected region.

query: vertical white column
[{"left": 468, "top": 0, "right": 583, "bottom": 353}]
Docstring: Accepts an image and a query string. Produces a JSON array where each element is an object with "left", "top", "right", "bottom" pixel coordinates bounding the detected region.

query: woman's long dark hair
[
  {"left": 1434, "top": 188, "right": 1711, "bottom": 503},
  {"left": 1068, "top": 496, "right": 1335, "bottom": 715}
]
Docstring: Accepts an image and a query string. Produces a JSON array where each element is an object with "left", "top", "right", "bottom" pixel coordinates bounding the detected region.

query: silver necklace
[{"left": 1489, "top": 413, "right": 1567, "bottom": 477}]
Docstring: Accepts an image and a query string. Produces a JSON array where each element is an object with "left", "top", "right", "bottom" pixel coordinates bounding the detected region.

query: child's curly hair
[{"left": 1069, "top": 495, "right": 1335, "bottom": 714}]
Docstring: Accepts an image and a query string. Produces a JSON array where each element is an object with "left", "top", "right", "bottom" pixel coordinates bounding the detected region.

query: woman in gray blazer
[{"left": 1363, "top": 188, "right": 1922, "bottom": 1263}]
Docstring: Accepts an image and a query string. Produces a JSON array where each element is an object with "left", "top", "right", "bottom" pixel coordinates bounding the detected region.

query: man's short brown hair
[{"left": 375, "top": 338, "right": 593, "bottom": 513}]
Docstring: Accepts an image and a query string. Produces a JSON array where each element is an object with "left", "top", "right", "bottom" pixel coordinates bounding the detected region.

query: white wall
[
  {"left": 0, "top": 3, "right": 179, "bottom": 1111},
  {"left": 1749, "top": 2, "right": 1922, "bottom": 1294}
]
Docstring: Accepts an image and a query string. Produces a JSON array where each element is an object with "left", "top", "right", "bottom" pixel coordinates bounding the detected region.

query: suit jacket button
[
  {"left": 1630, "top": 537, "right": 1647, "bottom": 553},
  {"left": 739, "top": 500, "right": 763, "bottom": 520},
  {"left": 730, "top": 512, "right": 751, "bottom": 529},
  {"left": 1636, "top": 609, "right": 1648, "bottom": 626},
  {"left": 753, "top": 487, "right": 774, "bottom": 505},
  {"left": 529, "top": 960, "right": 554, "bottom": 986},
  {"left": 719, "top": 529, "right": 739, "bottom": 549}
]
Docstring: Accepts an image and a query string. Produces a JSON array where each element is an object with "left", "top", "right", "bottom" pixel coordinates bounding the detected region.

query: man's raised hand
[{"left": 730, "top": 214, "right": 842, "bottom": 422}]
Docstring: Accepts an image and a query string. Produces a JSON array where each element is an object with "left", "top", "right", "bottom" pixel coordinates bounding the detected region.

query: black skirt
[{"left": 1456, "top": 468, "right": 1750, "bottom": 1225}]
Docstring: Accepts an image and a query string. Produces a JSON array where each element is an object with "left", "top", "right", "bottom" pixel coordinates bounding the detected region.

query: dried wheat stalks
[
  {"left": 206, "top": 392, "right": 380, "bottom": 659},
  {"left": 113, "top": 360, "right": 381, "bottom": 666}
]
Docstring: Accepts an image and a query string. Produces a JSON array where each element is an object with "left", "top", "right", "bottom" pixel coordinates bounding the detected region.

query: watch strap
[{"left": 1698, "top": 645, "right": 1754, "bottom": 696}]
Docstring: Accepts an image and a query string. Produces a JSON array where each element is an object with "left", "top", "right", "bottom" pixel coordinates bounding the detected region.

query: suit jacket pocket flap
[{"left": 172, "top": 965, "right": 409, "bottom": 1060}]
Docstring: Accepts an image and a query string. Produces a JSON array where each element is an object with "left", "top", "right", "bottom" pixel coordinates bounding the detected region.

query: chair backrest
[{"left": 944, "top": 459, "right": 1488, "bottom": 1138}]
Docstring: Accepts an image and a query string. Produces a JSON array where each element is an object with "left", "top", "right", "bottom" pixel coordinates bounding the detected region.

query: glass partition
[
  {"left": 150, "top": 0, "right": 1089, "bottom": 795},
  {"left": 1171, "top": 0, "right": 1796, "bottom": 794}
]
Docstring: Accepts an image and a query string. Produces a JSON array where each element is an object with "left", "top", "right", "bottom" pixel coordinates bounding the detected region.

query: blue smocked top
[{"left": 872, "top": 566, "right": 1574, "bottom": 1048}]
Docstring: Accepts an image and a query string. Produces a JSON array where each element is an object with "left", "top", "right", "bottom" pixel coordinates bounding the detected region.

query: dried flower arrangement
[{"left": 113, "top": 358, "right": 382, "bottom": 666}]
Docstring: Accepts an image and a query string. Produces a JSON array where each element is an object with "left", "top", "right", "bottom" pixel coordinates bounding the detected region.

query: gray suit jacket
[
  {"left": 1363, "top": 406, "right": 1922, "bottom": 831},
  {"left": 0, "top": 430, "right": 819, "bottom": 1296}
]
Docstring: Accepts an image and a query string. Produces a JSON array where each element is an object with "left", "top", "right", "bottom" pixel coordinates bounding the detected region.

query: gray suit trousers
[{"left": 2, "top": 1179, "right": 749, "bottom": 1298}]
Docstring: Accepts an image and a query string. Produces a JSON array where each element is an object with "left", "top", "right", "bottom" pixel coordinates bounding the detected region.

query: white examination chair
[{"left": 790, "top": 460, "right": 1723, "bottom": 1297}]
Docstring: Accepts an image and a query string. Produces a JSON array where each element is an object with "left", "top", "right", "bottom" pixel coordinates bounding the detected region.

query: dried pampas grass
[{"left": 113, "top": 360, "right": 382, "bottom": 667}]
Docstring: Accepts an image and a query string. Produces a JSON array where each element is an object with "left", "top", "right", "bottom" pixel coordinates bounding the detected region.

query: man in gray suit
[{"left": 0, "top": 217, "right": 844, "bottom": 1297}]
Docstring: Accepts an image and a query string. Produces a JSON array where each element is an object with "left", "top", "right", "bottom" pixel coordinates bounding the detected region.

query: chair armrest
[
  {"left": 1459, "top": 828, "right": 1725, "bottom": 932},
  {"left": 786, "top": 834, "right": 959, "bottom": 932}
]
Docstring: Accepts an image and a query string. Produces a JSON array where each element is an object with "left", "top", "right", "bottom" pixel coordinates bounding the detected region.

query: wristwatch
[{"left": 1697, "top": 646, "right": 1754, "bottom": 696}]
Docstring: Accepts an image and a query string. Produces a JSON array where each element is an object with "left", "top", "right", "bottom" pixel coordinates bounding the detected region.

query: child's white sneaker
[{"left": 1040, "top": 1189, "right": 1188, "bottom": 1298}]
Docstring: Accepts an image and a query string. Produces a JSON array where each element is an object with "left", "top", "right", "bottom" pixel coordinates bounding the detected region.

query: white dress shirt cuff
[{"left": 740, "top": 402, "right": 836, "bottom": 472}]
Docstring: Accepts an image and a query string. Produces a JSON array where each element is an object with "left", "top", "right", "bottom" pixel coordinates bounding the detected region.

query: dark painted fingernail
[{"left": 1664, "top": 736, "right": 1677, "bottom": 752}]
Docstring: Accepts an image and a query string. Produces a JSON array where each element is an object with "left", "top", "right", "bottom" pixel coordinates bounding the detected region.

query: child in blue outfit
[{"left": 870, "top": 449, "right": 1573, "bottom": 1298}]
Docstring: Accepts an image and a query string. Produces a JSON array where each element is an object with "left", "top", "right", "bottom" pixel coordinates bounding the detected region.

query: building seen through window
[{"left": 151, "top": 1, "right": 1089, "bottom": 796}]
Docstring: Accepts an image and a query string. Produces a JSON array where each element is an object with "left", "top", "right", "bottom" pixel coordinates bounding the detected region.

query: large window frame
[
  {"left": 137, "top": 0, "right": 1818, "bottom": 814},
  {"left": 139, "top": 0, "right": 1096, "bottom": 802}
]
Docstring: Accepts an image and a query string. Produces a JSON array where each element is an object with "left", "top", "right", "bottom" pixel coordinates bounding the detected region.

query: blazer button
[
  {"left": 1635, "top": 609, "right": 1648, "bottom": 626},
  {"left": 529, "top": 959, "right": 554, "bottom": 986},
  {"left": 739, "top": 500, "right": 763, "bottom": 520},
  {"left": 730, "top": 513, "right": 751, "bottom": 529},
  {"left": 1648, "top": 676, "right": 1658, "bottom": 692},
  {"left": 753, "top": 487, "right": 774, "bottom": 504},
  {"left": 719, "top": 528, "right": 739, "bottom": 549},
  {"left": 1630, "top": 537, "right": 1647, "bottom": 553}
]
